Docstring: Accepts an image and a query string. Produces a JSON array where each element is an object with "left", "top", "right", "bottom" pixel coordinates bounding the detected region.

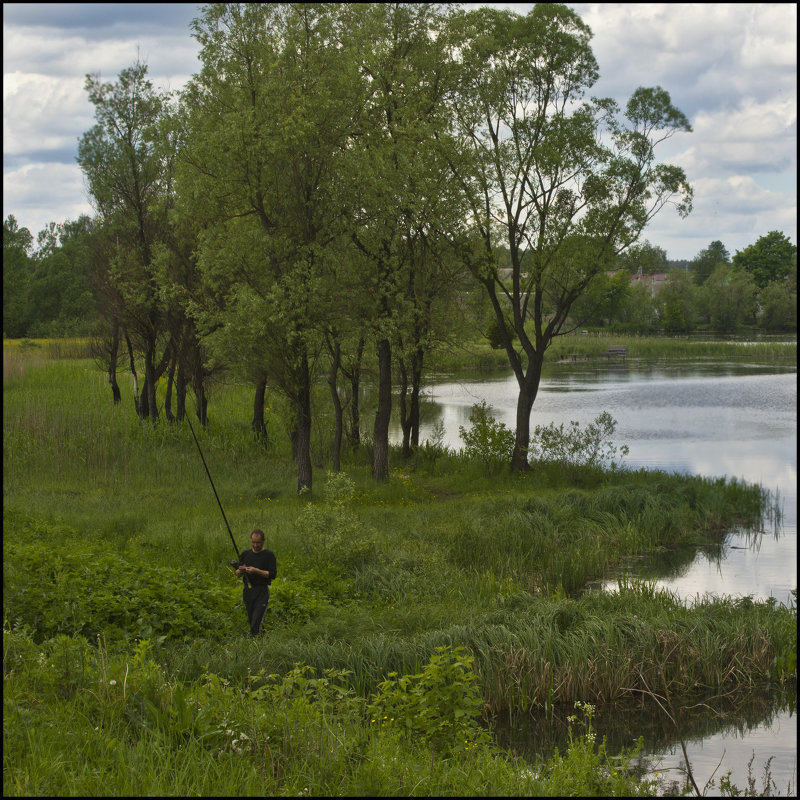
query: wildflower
[{"left": 109, "top": 679, "right": 117, "bottom": 686}]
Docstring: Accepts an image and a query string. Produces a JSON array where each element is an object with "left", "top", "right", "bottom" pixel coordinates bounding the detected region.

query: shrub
[
  {"left": 529, "top": 411, "right": 629, "bottom": 471},
  {"left": 458, "top": 401, "right": 515, "bottom": 474},
  {"left": 366, "top": 645, "right": 489, "bottom": 752},
  {"left": 295, "top": 471, "right": 376, "bottom": 573},
  {"left": 3, "top": 511, "right": 238, "bottom": 643}
]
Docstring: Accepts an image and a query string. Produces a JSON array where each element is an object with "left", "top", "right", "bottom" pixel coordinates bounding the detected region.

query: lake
[{"left": 390, "top": 358, "right": 797, "bottom": 794}]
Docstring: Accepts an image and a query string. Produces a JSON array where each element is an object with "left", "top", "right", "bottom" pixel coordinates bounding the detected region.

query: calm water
[{"left": 390, "top": 359, "right": 797, "bottom": 794}]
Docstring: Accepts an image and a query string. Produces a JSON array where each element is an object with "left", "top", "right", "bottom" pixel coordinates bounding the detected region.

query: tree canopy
[{"left": 12, "top": 3, "right": 796, "bottom": 486}]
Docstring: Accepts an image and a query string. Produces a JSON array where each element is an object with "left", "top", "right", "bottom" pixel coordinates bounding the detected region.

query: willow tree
[
  {"left": 445, "top": 4, "right": 692, "bottom": 471},
  {"left": 77, "top": 61, "right": 175, "bottom": 422},
  {"left": 180, "top": 3, "right": 367, "bottom": 494},
  {"left": 348, "top": 2, "right": 465, "bottom": 478}
]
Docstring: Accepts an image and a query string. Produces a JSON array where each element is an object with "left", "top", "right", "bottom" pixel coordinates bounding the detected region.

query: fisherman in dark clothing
[{"left": 235, "top": 529, "right": 277, "bottom": 636}]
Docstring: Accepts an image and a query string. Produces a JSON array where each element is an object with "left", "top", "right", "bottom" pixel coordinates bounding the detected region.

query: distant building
[
  {"left": 607, "top": 268, "right": 668, "bottom": 295},
  {"left": 629, "top": 270, "right": 667, "bottom": 295}
]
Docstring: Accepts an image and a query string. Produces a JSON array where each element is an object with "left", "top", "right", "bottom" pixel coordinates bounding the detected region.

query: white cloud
[
  {"left": 2, "top": 2, "right": 796, "bottom": 258},
  {"left": 645, "top": 175, "right": 796, "bottom": 259},
  {"left": 675, "top": 97, "right": 797, "bottom": 177},
  {"left": 3, "top": 72, "right": 91, "bottom": 157},
  {"left": 3, "top": 161, "right": 93, "bottom": 233}
]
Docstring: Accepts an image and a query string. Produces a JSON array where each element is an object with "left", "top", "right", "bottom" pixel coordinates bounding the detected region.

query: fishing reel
[{"left": 229, "top": 560, "right": 242, "bottom": 570}]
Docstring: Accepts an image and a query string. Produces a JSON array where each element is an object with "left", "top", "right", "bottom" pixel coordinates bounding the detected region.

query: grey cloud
[
  {"left": 4, "top": 149, "right": 79, "bottom": 170},
  {"left": 2, "top": 3, "right": 202, "bottom": 33}
]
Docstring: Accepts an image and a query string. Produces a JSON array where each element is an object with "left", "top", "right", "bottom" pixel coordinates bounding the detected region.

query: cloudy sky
[{"left": 3, "top": 2, "right": 796, "bottom": 260}]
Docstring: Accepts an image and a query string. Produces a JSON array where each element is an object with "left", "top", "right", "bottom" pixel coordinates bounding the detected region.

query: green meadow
[{"left": 3, "top": 339, "right": 796, "bottom": 796}]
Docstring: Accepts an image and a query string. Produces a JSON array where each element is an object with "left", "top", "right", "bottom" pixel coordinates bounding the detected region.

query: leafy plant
[
  {"left": 366, "top": 646, "right": 489, "bottom": 752},
  {"left": 529, "top": 411, "right": 629, "bottom": 471},
  {"left": 458, "top": 401, "right": 514, "bottom": 474},
  {"left": 296, "top": 471, "right": 376, "bottom": 573}
]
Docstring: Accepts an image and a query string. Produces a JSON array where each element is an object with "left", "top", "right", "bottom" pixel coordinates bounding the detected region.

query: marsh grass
[{"left": 3, "top": 341, "right": 796, "bottom": 796}]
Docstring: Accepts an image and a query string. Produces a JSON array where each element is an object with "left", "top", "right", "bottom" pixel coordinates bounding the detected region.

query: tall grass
[{"left": 3, "top": 342, "right": 796, "bottom": 796}]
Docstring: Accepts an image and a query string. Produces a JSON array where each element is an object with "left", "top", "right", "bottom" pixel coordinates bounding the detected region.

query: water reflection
[
  {"left": 389, "top": 360, "right": 797, "bottom": 794},
  {"left": 492, "top": 684, "right": 796, "bottom": 795},
  {"left": 391, "top": 362, "right": 797, "bottom": 607}
]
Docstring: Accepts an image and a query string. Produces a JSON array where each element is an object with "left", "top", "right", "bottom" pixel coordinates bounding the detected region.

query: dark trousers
[{"left": 243, "top": 584, "right": 270, "bottom": 635}]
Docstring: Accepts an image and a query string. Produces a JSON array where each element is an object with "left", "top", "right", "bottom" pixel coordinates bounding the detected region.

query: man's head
[{"left": 250, "top": 529, "right": 265, "bottom": 552}]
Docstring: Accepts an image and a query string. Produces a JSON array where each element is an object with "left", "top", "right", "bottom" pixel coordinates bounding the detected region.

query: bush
[
  {"left": 366, "top": 645, "right": 489, "bottom": 752},
  {"left": 458, "top": 401, "right": 515, "bottom": 474},
  {"left": 529, "top": 411, "right": 629, "bottom": 471},
  {"left": 295, "top": 471, "right": 377, "bottom": 573}
]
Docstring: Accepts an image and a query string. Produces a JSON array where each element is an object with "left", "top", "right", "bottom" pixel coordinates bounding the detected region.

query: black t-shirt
[{"left": 238, "top": 548, "right": 277, "bottom": 586}]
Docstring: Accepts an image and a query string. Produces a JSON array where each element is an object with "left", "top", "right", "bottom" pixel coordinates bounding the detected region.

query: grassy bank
[
  {"left": 3, "top": 344, "right": 796, "bottom": 796},
  {"left": 429, "top": 331, "right": 796, "bottom": 372}
]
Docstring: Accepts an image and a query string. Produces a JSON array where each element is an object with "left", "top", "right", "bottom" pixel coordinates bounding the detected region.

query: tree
[
  {"left": 569, "top": 269, "right": 631, "bottom": 327},
  {"left": 347, "top": 2, "right": 464, "bottom": 478},
  {"left": 25, "top": 216, "right": 98, "bottom": 337},
  {"left": 758, "top": 275, "right": 796, "bottom": 331},
  {"left": 616, "top": 240, "right": 668, "bottom": 274},
  {"left": 182, "top": 3, "right": 367, "bottom": 494},
  {"left": 690, "top": 240, "right": 730, "bottom": 286},
  {"left": 618, "top": 280, "right": 657, "bottom": 332},
  {"left": 701, "top": 263, "right": 757, "bottom": 332},
  {"left": 732, "top": 231, "right": 796, "bottom": 289},
  {"left": 77, "top": 61, "right": 175, "bottom": 422},
  {"left": 657, "top": 267, "right": 697, "bottom": 333},
  {"left": 3, "top": 215, "right": 33, "bottom": 337},
  {"left": 444, "top": 4, "right": 692, "bottom": 471}
]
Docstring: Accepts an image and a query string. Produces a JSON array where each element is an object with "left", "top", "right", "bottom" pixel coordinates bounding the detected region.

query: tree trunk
[
  {"left": 512, "top": 358, "right": 544, "bottom": 472},
  {"left": 398, "top": 355, "right": 412, "bottom": 457},
  {"left": 124, "top": 329, "right": 141, "bottom": 418},
  {"left": 410, "top": 346, "right": 424, "bottom": 448},
  {"left": 195, "top": 385, "right": 208, "bottom": 426},
  {"left": 295, "top": 353, "right": 313, "bottom": 494},
  {"left": 372, "top": 337, "right": 392, "bottom": 481},
  {"left": 252, "top": 375, "right": 268, "bottom": 446},
  {"left": 327, "top": 340, "right": 343, "bottom": 472},
  {"left": 176, "top": 362, "right": 187, "bottom": 422},
  {"left": 164, "top": 355, "right": 176, "bottom": 423},
  {"left": 345, "top": 334, "right": 365, "bottom": 453},
  {"left": 107, "top": 323, "right": 121, "bottom": 404},
  {"left": 144, "top": 339, "right": 158, "bottom": 422}
]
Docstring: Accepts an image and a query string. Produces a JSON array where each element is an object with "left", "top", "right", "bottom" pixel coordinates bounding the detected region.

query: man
[{"left": 235, "top": 529, "right": 277, "bottom": 636}]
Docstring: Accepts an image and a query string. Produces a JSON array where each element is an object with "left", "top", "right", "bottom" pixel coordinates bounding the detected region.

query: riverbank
[
  {"left": 3, "top": 345, "right": 796, "bottom": 796},
  {"left": 430, "top": 332, "right": 797, "bottom": 373}
]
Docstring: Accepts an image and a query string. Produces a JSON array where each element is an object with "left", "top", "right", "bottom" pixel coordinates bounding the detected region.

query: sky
[{"left": 3, "top": 2, "right": 796, "bottom": 261}]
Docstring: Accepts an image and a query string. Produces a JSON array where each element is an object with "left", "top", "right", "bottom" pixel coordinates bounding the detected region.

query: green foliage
[
  {"left": 3, "top": 215, "right": 34, "bottom": 338},
  {"left": 544, "top": 701, "right": 657, "bottom": 796},
  {"left": 529, "top": 411, "right": 629, "bottom": 471},
  {"left": 267, "top": 568, "right": 352, "bottom": 626},
  {"left": 758, "top": 275, "right": 797, "bottom": 331},
  {"left": 366, "top": 645, "right": 489, "bottom": 752},
  {"left": 295, "top": 471, "right": 377, "bottom": 572},
  {"left": 691, "top": 239, "right": 731, "bottom": 286},
  {"left": 3, "top": 510, "right": 238, "bottom": 643},
  {"left": 658, "top": 267, "right": 698, "bottom": 333},
  {"left": 733, "top": 230, "right": 796, "bottom": 289},
  {"left": 701, "top": 263, "right": 758, "bottom": 332},
  {"left": 458, "top": 400, "right": 515, "bottom": 473}
]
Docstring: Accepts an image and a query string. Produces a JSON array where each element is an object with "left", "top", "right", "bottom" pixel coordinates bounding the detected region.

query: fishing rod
[{"left": 185, "top": 412, "right": 249, "bottom": 588}]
